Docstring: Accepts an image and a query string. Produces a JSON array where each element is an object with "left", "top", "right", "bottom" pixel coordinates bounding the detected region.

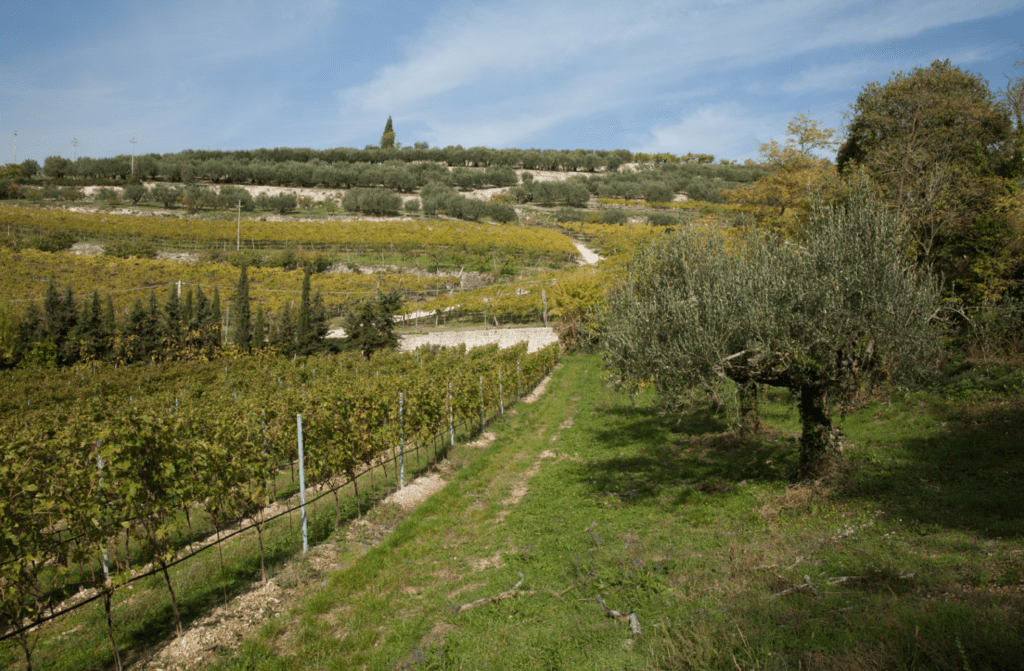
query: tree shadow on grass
[
  {"left": 843, "top": 398, "right": 1024, "bottom": 538},
  {"left": 578, "top": 401, "right": 799, "bottom": 509}
]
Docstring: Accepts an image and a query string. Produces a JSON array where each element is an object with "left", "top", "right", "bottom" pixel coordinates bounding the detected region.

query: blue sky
[{"left": 1, "top": 0, "right": 1022, "bottom": 165}]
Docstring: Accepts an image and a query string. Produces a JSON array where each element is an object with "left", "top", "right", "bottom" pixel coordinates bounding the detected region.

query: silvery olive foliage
[{"left": 600, "top": 178, "right": 942, "bottom": 473}]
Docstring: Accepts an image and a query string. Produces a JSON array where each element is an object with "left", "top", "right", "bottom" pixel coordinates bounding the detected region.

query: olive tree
[{"left": 600, "top": 178, "right": 941, "bottom": 474}]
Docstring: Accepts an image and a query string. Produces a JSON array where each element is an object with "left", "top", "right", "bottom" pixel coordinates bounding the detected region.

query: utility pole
[
  {"left": 13, "top": 131, "right": 16, "bottom": 163},
  {"left": 72, "top": 138, "right": 77, "bottom": 162},
  {"left": 130, "top": 137, "right": 137, "bottom": 175}
]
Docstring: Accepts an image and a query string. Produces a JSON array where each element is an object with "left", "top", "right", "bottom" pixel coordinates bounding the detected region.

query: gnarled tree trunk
[
  {"left": 737, "top": 381, "right": 764, "bottom": 436},
  {"left": 797, "top": 385, "right": 843, "bottom": 474}
]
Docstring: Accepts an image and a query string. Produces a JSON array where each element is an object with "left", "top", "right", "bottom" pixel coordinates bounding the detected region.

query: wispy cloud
[{"left": 3, "top": 0, "right": 1021, "bottom": 161}]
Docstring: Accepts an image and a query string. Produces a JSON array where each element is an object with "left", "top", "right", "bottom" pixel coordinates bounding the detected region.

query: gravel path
[
  {"left": 399, "top": 327, "right": 558, "bottom": 353},
  {"left": 574, "top": 241, "right": 604, "bottom": 265}
]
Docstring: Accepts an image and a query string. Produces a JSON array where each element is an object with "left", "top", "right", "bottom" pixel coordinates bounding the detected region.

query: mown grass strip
[{"left": 214, "top": 356, "right": 1024, "bottom": 670}]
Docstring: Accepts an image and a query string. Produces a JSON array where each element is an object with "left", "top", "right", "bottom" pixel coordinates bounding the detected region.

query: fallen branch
[
  {"left": 453, "top": 573, "right": 536, "bottom": 615},
  {"left": 579, "top": 595, "right": 641, "bottom": 637}
]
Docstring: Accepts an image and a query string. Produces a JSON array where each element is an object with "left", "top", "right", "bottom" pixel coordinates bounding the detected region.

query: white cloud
[
  {"left": 335, "top": 0, "right": 1017, "bottom": 146},
  {"left": 637, "top": 104, "right": 782, "bottom": 160},
  {"left": 779, "top": 59, "right": 888, "bottom": 94}
]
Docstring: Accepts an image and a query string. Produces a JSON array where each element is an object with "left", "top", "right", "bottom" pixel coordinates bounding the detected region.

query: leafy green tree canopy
[
  {"left": 601, "top": 177, "right": 942, "bottom": 475},
  {"left": 837, "top": 59, "right": 1017, "bottom": 289}
]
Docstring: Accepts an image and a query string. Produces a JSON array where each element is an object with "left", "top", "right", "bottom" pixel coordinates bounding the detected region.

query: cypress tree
[
  {"left": 162, "top": 285, "right": 183, "bottom": 356},
  {"left": 311, "top": 288, "right": 329, "bottom": 341},
  {"left": 182, "top": 287, "right": 194, "bottom": 325},
  {"left": 270, "top": 302, "right": 295, "bottom": 355},
  {"left": 210, "top": 287, "right": 222, "bottom": 351},
  {"left": 120, "top": 298, "right": 149, "bottom": 363},
  {"left": 73, "top": 291, "right": 102, "bottom": 361},
  {"left": 252, "top": 305, "right": 266, "bottom": 350},
  {"left": 296, "top": 266, "right": 312, "bottom": 355},
  {"left": 100, "top": 296, "right": 115, "bottom": 358},
  {"left": 188, "top": 287, "right": 211, "bottom": 357},
  {"left": 235, "top": 264, "right": 252, "bottom": 352},
  {"left": 380, "top": 116, "right": 396, "bottom": 149},
  {"left": 145, "top": 290, "right": 162, "bottom": 357}
]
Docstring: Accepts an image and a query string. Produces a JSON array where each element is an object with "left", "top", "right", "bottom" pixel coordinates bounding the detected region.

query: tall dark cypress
[
  {"left": 162, "top": 285, "right": 183, "bottom": 355},
  {"left": 210, "top": 287, "right": 222, "bottom": 352},
  {"left": 295, "top": 265, "right": 312, "bottom": 355},
  {"left": 235, "top": 264, "right": 252, "bottom": 352},
  {"left": 252, "top": 305, "right": 266, "bottom": 350}
]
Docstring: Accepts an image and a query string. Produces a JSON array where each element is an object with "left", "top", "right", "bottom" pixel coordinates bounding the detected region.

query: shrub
[
  {"left": 95, "top": 187, "right": 121, "bottom": 206},
  {"left": 256, "top": 192, "right": 296, "bottom": 214},
  {"left": 647, "top": 212, "right": 679, "bottom": 226},
  {"left": 219, "top": 185, "right": 256, "bottom": 211},
  {"left": 601, "top": 209, "right": 628, "bottom": 224},
  {"left": 225, "top": 250, "right": 263, "bottom": 268},
  {"left": 488, "top": 202, "right": 517, "bottom": 223},
  {"left": 460, "top": 198, "right": 486, "bottom": 221},
  {"left": 59, "top": 187, "right": 85, "bottom": 202},
  {"left": 452, "top": 167, "right": 483, "bottom": 191},
  {"left": 685, "top": 179, "right": 721, "bottom": 203},
  {"left": 483, "top": 165, "right": 518, "bottom": 187},
  {"left": 105, "top": 239, "right": 157, "bottom": 259},
  {"left": 359, "top": 188, "right": 402, "bottom": 215},
  {"left": 404, "top": 198, "right": 421, "bottom": 213},
  {"left": 33, "top": 231, "right": 77, "bottom": 252},
  {"left": 563, "top": 181, "right": 591, "bottom": 208},
  {"left": 123, "top": 183, "right": 149, "bottom": 205},
  {"left": 23, "top": 187, "right": 45, "bottom": 203},
  {"left": 555, "top": 207, "right": 587, "bottom": 223},
  {"left": 150, "top": 184, "right": 181, "bottom": 208},
  {"left": 341, "top": 188, "right": 363, "bottom": 212},
  {"left": 642, "top": 181, "right": 675, "bottom": 203}
]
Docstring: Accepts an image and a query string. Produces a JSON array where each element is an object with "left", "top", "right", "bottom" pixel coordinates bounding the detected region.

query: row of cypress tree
[{"left": 6, "top": 264, "right": 332, "bottom": 369}]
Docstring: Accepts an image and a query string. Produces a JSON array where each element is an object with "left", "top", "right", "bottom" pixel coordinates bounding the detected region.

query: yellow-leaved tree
[
  {"left": 722, "top": 113, "right": 838, "bottom": 234},
  {"left": 550, "top": 268, "right": 610, "bottom": 352}
]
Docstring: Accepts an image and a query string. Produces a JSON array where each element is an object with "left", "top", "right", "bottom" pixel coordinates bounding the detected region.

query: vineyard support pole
[
  {"left": 480, "top": 376, "right": 485, "bottom": 433},
  {"left": 399, "top": 392, "right": 405, "bottom": 489},
  {"left": 499, "top": 369, "right": 504, "bottom": 416},
  {"left": 449, "top": 382, "right": 454, "bottom": 448},
  {"left": 97, "top": 448, "right": 109, "bottom": 581},
  {"left": 297, "top": 414, "right": 308, "bottom": 554}
]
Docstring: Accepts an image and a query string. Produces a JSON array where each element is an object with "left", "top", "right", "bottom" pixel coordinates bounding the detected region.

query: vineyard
[
  {"left": 0, "top": 247, "right": 454, "bottom": 316},
  {"left": 0, "top": 342, "right": 559, "bottom": 670},
  {"left": 0, "top": 205, "right": 579, "bottom": 260}
]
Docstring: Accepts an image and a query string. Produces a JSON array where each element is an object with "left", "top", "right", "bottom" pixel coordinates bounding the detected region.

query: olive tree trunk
[{"left": 797, "top": 385, "right": 842, "bottom": 473}]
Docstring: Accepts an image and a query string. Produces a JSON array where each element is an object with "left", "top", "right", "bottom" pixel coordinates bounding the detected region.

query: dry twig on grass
[
  {"left": 453, "top": 573, "right": 536, "bottom": 615},
  {"left": 578, "top": 595, "right": 641, "bottom": 637}
]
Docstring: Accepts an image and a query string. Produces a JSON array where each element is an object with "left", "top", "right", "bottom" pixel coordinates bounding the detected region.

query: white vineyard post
[
  {"left": 399, "top": 392, "right": 405, "bottom": 489},
  {"left": 480, "top": 376, "right": 485, "bottom": 433},
  {"left": 296, "top": 414, "right": 308, "bottom": 553},
  {"left": 449, "top": 382, "right": 454, "bottom": 448},
  {"left": 97, "top": 446, "right": 109, "bottom": 581}
]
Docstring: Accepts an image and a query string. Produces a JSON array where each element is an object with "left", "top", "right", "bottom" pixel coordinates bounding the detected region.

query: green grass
[{"left": 209, "top": 356, "right": 1023, "bottom": 670}]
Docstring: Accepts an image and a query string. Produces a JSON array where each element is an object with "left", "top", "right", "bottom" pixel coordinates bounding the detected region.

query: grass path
[{"left": 214, "top": 355, "right": 1024, "bottom": 670}]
